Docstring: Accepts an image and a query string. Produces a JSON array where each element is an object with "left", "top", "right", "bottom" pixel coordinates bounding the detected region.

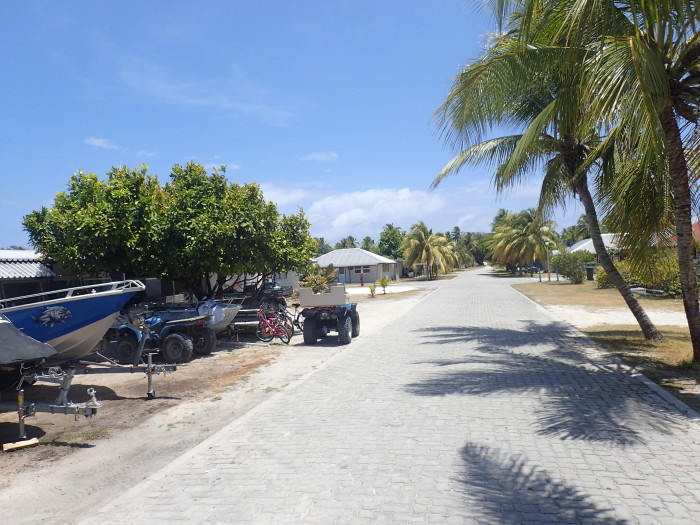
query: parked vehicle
[
  {"left": 109, "top": 308, "right": 214, "bottom": 364},
  {"left": 298, "top": 285, "right": 359, "bottom": 345},
  {"left": 255, "top": 303, "right": 291, "bottom": 344}
]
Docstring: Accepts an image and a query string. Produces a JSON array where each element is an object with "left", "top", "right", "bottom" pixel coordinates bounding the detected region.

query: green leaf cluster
[{"left": 299, "top": 264, "right": 338, "bottom": 293}]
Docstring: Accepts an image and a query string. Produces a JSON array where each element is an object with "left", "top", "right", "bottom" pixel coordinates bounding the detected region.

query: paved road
[{"left": 88, "top": 268, "right": 700, "bottom": 524}]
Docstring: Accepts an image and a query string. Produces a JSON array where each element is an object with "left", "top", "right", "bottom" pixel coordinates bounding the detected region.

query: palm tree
[
  {"left": 401, "top": 221, "right": 456, "bottom": 279},
  {"left": 494, "top": 0, "right": 700, "bottom": 357},
  {"left": 335, "top": 236, "right": 357, "bottom": 249},
  {"left": 561, "top": 215, "right": 590, "bottom": 246},
  {"left": 433, "top": 11, "right": 663, "bottom": 340},
  {"left": 576, "top": 0, "right": 700, "bottom": 358},
  {"left": 490, "top": 209, "right": 558, "bottom": 274}
]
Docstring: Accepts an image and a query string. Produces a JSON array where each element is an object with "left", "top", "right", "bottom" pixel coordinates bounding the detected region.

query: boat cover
[{"left": 0, "top": 315, "right": 57, "bottom": 366}]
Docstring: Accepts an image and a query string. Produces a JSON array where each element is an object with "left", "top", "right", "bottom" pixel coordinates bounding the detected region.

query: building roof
[
  {"left": 0, "top": 250, "right": 42, "bottom": 261},
  {"left": 0, "top": 250, "right": 54, "bottom": 279},
  {"left": 316, "top": 248, "right": 396, "bottom": 268},
  {"left": 568, "top": 234, "right": 618, "bottom": 254}
]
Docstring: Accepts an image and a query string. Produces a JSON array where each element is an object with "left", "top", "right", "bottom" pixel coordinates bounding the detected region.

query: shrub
[
  {"left": 551, "top": 252, "right": 588, "bottom": 284},
  {"left": 595, "top": 266, "right": 614, "bottom": 288},
  {"left": 594, "top": 255, "right": 683, "bottom": 297},
  {"left": 377, "top": 276, "right": 390, "bottom": 294},
  {"left": 368, "top": 283, "right": 377, "bottom": 298},
  {"left": 299, "top": 264, "right": 338, "bottom": 293}
]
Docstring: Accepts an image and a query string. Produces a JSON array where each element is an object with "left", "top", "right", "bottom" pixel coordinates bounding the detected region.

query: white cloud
[
  {"left": 84, "top": 137, "right": 120, "bottom": 150},
  {"left": 116, "top": 55, "right": 296, "bottom": 127},
  {"left": 136, "top": 149, "right": 157, "bottom": 158},
  {"left": 307, "top": 187, "right": 447, "bottom": 241},
  {"left": 259, "top": 183, "right": 314, "bottom": 208},
  {"left": 301, "top": 151, "right": 338, "bottom": 163},
  {"left": 261, "top": 180, "right": 583, "bottom": 244}
]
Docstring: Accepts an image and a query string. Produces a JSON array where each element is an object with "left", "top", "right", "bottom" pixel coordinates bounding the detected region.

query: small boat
[
  {"left": 0, "top": 315, "right": 57, "bottom": 391},
  {"left": 0, "top": 280, "right": 145, "bottom": 364},
  {"left": 148, "top": 298, "right": 242, "bottom": 335}
]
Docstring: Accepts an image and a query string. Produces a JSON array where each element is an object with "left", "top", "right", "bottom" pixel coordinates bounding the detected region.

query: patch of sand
[{"left": 543, "top": 305, "right": 688, "bottom": 328}]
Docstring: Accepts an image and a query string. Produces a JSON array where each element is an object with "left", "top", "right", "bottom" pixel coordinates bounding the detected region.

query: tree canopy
[
  {"left": 377, "top": 223, "right": 405, "bottom": 260},
  {"left": 24, "top": 163, "right": 314, "bottom": 299}
]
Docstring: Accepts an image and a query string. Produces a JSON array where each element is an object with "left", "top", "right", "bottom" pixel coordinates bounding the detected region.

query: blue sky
[{"left": 1, "top": 1, "right": 583, "bottom": 249}]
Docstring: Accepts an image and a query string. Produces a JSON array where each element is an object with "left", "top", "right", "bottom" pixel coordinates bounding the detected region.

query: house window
[
  {"left": 354, "top": 267, "right": 361, "bottom": 274},
  {"left": 363, "top": 266, "right": 370, "bottom": 273}
]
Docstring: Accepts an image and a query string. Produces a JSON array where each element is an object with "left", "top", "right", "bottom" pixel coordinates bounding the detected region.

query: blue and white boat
[{"left": 0, "top": 280, "right": 145, "bottom": 363}]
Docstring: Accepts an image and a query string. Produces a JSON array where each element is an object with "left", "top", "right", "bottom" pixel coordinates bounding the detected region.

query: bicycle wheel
[
  {"left": 282, "top": 314, "right": 294, "bottom": 337},
  {"left": 256, "top": 322, "right": 274, "bottom": 342},
  {"left": 277, "top": 325, "right": 291, "bottom": 344}
]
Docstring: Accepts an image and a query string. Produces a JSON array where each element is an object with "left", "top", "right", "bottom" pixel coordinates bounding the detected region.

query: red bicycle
[{"left": 256, "top": 303, "right": 291, "bottom": 344}]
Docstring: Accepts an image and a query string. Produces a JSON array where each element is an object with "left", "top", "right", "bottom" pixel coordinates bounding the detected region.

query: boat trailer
[
  {"left": 1, "top": 325, "right": 178, "bottom": 449},
  {"left": 0, "top": 368, "right": 100, "bottom": 448}
]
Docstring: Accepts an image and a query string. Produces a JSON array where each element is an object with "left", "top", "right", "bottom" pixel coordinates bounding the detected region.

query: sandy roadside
[{"left": 541, "top": 304, "right": 688, "bottom": 328}]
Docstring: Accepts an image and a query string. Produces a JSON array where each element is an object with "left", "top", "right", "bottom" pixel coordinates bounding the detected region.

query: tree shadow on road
[
  {"left": 458, "top": 443, "right": 626, "bottom": 524},
  {"left": 406, "top": 324, "right": 688, "bottom": 445}
]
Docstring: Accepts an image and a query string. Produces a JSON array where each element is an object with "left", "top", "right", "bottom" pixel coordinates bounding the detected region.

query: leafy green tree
[
  {"left": 377, "top": 223, "right": 405, "bottom": 260},
  {"left": 360, "top": 236, "right": 378, "bottom": 253},
  {"left": 432, "top": 8, "right": 662, "bottom": 341},
  {"left": 24, "top": 166, "right": 161, "bottom": 277},
  {"left": 400, "top": 221, "right": 456, "bottom": 279},
  {"left": 561, "top": 215, "right": 590, "bottom": 247},
  {"left": 24, "top": 163, "right": 315, "bottom": 300}
]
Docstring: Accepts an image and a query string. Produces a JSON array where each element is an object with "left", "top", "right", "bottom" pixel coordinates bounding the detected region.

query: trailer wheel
[
  {"left": 160, "top": 333, "right": 194, "bottom": 363},
  {"left": 351, "top": 313, "right": 360, "bottom": 338},
  {"left": 192, "top": 326, "right": 217, "bottom": 355},
  {"left": 303, "top": 317, "right": 317, "bottom": 345},
  {"left": 338, "top": 315, "right": 352, "bottom": 345},
  {"left": 114, "top": 332, "right": 139, "bottom": 364}
]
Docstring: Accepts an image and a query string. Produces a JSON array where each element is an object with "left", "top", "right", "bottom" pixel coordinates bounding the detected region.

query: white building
[{"left": 315, "top": 248, "right": 399, "bottom": 284}]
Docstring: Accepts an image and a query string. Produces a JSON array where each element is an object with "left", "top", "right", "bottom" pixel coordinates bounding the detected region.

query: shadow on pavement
[
  {"left": 458, "top": 443, "right": 626, "bottom": 524},
  {"left": 406, "top": 324, "right": 687, "bottom": 445}
]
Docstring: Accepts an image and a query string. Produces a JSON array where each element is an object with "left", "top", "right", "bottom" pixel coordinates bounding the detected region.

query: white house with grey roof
[{"left": 315, "top": 248, "right": 399, "bottom": 284}]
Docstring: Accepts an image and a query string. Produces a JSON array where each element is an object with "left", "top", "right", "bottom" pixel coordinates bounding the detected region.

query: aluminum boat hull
[{"left": 1, "top": 280, "right": 145, "bottom": 363}]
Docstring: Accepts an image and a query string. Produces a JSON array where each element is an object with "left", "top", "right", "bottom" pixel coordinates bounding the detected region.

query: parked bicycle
[
  {"left": 260, "top": 299, "right": 304, "bottom": 337},
  {"left": 256, "top": 303, "right": 291, "bottom": 344}
]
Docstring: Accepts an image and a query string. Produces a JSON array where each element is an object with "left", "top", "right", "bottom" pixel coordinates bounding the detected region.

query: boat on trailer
[{"left": 0, "top": 280, "right": 145, "bottom": 364}]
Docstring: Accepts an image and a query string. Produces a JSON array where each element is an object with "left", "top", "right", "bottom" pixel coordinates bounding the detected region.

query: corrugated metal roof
[
  {"left": 0, "top": 249, "right": 42, "bottom": 261},
  {"left": 0, "top": 261, "right": 55, "bottom": 279},
  {"left": 568, "top": 234, "right": 618, "bottom": 253},
  {"left": 316, "top": 248, "right": 396, "bottom": 268}
]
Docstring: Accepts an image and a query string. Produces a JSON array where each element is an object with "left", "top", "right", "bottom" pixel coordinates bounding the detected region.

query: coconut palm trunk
[
  {"left": 576, "top": 177, "right": 664, "bottom": 341},
  {"left": 661, "top": 106, "right": 700, "bottom": 358}
]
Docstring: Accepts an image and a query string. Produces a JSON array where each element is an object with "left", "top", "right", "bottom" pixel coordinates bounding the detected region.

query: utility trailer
[{"left": 298, "top": 286, "right": 360, "bottom": 345}]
